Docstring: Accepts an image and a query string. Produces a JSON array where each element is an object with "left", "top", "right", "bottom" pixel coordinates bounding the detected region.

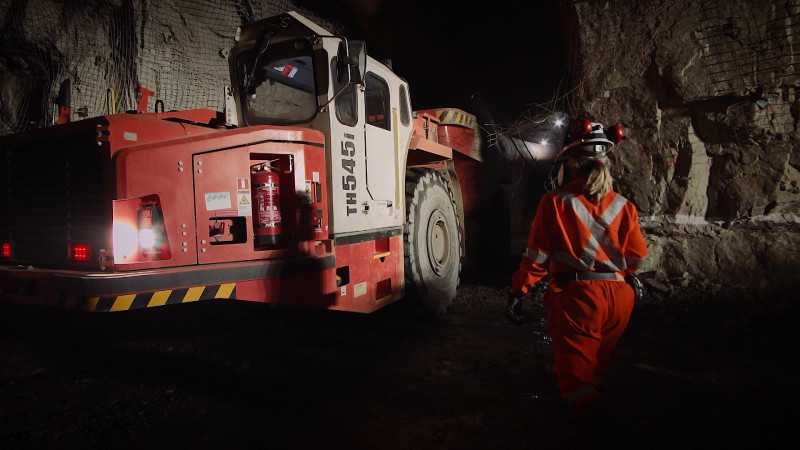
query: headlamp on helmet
[
  {"left": 553, "top": 120, "right": 626, "bottom": 168},
  {"left": 562, "top": 120, "right": 626, "bottom": 157}
]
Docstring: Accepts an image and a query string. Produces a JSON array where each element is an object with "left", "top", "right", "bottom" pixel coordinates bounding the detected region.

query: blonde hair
[{"left": 569, "top": 155, "right": 613, "bottom": 201}]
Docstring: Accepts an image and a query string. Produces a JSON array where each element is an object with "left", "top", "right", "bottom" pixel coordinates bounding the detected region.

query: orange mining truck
[{"left": 0, "top": 12, "right": 484, "bottom": 316}]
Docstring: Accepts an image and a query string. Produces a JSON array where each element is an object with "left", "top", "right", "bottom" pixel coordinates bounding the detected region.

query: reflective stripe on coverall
[{"left": 511, "top": 179, "right": 648, "bottom": 411}]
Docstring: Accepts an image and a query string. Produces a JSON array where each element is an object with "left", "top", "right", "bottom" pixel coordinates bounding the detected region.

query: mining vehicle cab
[
  {"left": 226, "top": 12, "right": 414, "bottom": 237},
  {"left": 225, "top": 12, "right": 482, "bottom": 314}
]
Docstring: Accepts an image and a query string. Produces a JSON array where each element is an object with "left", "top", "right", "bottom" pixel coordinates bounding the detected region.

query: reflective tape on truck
[
  {"left": 58, "top": 283, "right": 236, "bottom": 312},
  {"left": 434, "top": 109, "right": 476, "bottom": 128}
]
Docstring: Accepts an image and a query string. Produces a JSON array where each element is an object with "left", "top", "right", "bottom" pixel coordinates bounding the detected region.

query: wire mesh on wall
[
  {"left": 697, "top": 0, "right": 799, "bottom": 140},
  {"left": 0, "top": 0, "right": 346, "bottom": 136},
  {"left": 574, "top": 0, "right": 798, "bottom": 145}
]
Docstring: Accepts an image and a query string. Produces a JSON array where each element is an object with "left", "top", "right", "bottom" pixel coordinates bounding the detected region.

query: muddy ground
[{"left": 0, "top": 266, "right": 797, "bottom": 449}]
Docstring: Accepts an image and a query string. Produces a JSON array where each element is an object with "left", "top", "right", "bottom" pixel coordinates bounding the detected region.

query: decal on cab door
[{"left": 341, "top": 132, "right": 358, "bottom": 216}]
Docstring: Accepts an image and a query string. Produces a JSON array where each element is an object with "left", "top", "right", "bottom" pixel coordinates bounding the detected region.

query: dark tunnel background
[{"left": 1, "top": 0, "right": 799, "bottom": 449}]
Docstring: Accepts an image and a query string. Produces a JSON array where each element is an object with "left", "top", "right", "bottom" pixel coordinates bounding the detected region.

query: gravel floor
[{"left": 0, "top": 272, "right": 797, "bottom": 449}]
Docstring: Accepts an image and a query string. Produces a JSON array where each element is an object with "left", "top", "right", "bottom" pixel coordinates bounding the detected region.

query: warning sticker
[
  {"left": 235, "top": 179, "right": 252, "bottom": 216},
  {"left": 237, "top": 190, "right": 252, "bottom": 217},
  {"left": 214, "top": 209, "right": 237, "bottom": 217},
  {"left": 354, "top": 282, "right": 367, "bottom": 298},
  {"left": 204, "top": 192, "right": 231, "bottom": 211},
  {"left": 302, "top": 181, "right": 313, "bottom": 204},
  {"left": 375, "top": 201, "right": 389, "bottom": 217}
]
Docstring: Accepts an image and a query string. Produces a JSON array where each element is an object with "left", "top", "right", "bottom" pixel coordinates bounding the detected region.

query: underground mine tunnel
[{"left": 0, "top": 0, "right": 798, "bottom": 449}]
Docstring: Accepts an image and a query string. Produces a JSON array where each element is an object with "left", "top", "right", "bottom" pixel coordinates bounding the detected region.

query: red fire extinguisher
[{"left": 251, "top": 161, "right": 282, "bottom": 245}]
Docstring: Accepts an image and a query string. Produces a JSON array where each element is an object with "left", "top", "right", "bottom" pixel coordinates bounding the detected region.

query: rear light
[
  {"left": 139, "top": 203, "right": 155, "bottom": 228},
  {"left": 2, "top": 243, "right": 10, "bottom": 258},
  {"left": 113, "top": 195, "right": 172, "bottom": 264},
  {"left": 138, "top": 202, "right": 165, "bottom": 253},
  {"left": 72, "top": 244, "right": 91, "bottom": 261},
  {"left": 113, "top": 222, "right": 139, "bottom": 260}
]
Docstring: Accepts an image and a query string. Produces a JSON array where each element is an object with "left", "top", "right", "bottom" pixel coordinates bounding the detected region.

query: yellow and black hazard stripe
[
  {"left": 58, "top": 283, "right": 236, "bottom": 312},
  {"left": 434, "top": 109, "right": 476, "bottom": 129}
]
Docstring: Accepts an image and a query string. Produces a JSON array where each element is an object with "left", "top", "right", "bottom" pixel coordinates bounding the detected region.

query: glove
[
  {"left": 625, "top": 273, "right": 647, "bottom": 306},
  {"left": 506, "top": 292, "right": 524, "bottom": 326}
]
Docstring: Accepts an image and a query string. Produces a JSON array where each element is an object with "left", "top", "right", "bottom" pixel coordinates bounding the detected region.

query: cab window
[
  {"left": 365, "top": 72, "right": 391, "bottom": 131},
  {"left": 399, "top": 84, "right": 410, "bottom": 126},
  {"left": 239, "top": 39, "right": 317, "bottom": 125}
]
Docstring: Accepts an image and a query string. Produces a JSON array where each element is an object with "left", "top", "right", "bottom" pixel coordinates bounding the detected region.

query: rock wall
[
  {"left": 572, "top": 0, "right": 800, "bottom": 295},
  {"left": 0, "top": 0, "right": 345, "bottom": 134},
  {"left": 642, "top": 222, "right": 800, "bottom": 300}
]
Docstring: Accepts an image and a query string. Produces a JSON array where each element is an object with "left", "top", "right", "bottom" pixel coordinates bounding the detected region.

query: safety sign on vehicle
[
  {"left": 236, "top": 178, "right": 252, "bottom": 216},
  {"left": 375, "top": 201, "right": 389, "bottom": 217},
  {"left": 354, "top": 282, "right": 367, "bottom": 298},
  {"left": 302, "top": 181, "right": 313, "bottom": 204},
  {"left": 204, "top": 192, "right": 231, "bottom": 211},
  {"left": 237, "top": 191, "right": 252, "bottom": 216}
]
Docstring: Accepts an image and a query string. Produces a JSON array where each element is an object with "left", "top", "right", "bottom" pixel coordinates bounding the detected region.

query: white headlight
[
  {"left": 113, "top": 222, "right": 138, "bottom": 260},
  {"left": 139, "top": 228, "right": 156, "bottom": 249}
]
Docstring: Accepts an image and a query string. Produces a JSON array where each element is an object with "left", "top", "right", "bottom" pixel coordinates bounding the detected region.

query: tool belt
[{"left": 554, "top": 271, "right": 620, "bottom": 284}]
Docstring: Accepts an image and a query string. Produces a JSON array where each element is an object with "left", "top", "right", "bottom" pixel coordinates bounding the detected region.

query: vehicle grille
[{"left": 0, "top": 129, "right": 105, "bottom": 267}]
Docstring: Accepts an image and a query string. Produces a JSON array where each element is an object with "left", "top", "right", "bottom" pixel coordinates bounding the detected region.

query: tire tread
[{"left": 403, "top": 169, "right": 462, "bottom": 315}]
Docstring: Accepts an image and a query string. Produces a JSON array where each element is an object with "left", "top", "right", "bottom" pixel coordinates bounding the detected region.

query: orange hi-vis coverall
[{"left": 511, "top": 179, "right": 648, "bottom": 411}]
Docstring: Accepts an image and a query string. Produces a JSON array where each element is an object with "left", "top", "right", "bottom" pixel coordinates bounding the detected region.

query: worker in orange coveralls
[{"left": 506, "top": 119, "right": 648, "bottom": 447}]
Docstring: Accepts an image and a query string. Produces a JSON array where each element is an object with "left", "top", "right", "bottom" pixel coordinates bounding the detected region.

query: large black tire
[{"left": 404, "top": 168, "right": 461, "bottom": 315}]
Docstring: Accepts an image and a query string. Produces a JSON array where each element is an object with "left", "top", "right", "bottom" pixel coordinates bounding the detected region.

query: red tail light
[
  {"left": 72, "top": 244, "right": 91, "bottom": 261},
  {"left": 2, "top": 243, "right": 10, "bottom": 258}
]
